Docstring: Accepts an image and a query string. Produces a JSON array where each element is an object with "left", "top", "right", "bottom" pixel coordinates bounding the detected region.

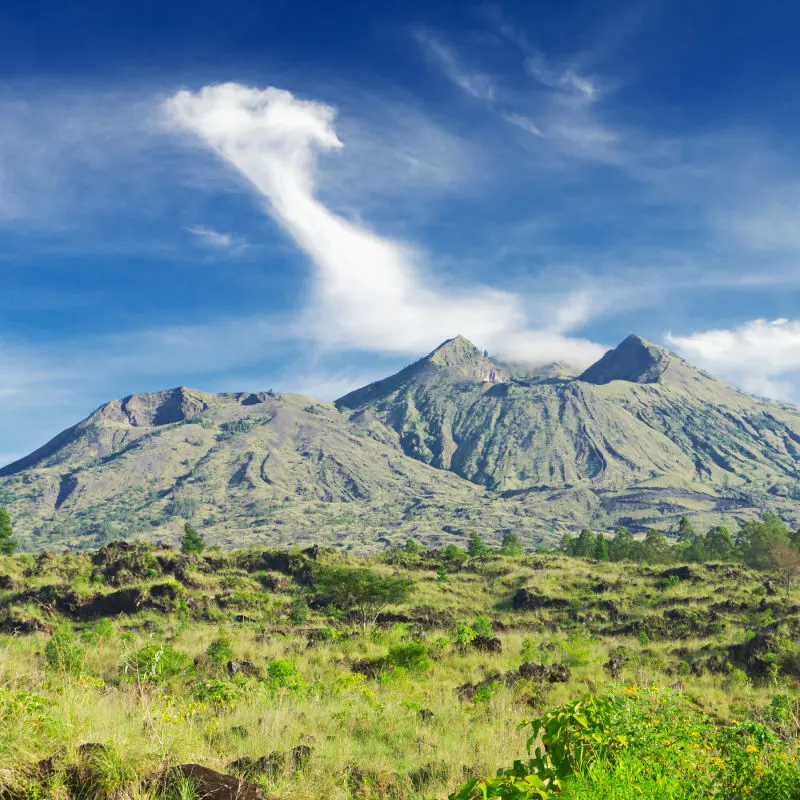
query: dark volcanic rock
[
  {"left": 227, "top": 660, "right": 261, "bottom": 678},
  {"left": 471, "top": 635, "right": 503, "bottom": 653},
  {"left": 170, "top": 764, "right": 264, "bottom": 800},
  {"left": 78, "top": 588, "right": 145, "bottom": 619},
  {"left": 512, "top": 588, "right": 570, "bottom": 611},
  {"left": 659, "top": 566, "right": 693, "bottom": 581}
]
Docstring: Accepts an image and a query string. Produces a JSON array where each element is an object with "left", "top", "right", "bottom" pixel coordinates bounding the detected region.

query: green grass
[{"left": 1, "top": 544, "right": 800, "bottom": 797}]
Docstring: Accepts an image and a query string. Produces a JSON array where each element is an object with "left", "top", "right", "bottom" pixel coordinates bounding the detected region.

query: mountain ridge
[{"left": 2, "top": 334, "right": 799, "bottom": 551}]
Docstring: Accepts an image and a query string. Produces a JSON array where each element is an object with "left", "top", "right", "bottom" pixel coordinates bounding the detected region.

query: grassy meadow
[{"left": 1, "top": 541, "right": 799, "bottom": 798}]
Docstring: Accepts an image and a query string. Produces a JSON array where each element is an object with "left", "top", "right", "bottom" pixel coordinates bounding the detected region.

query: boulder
[
  {"left": 471, "top": 635, "right": 503, "bottom": 653},
  {"left": 226, "top": 660, "right": 261, "bottom": 678},
  {"left": 171, "top": 764, "right": 264, "bottom": 800}
]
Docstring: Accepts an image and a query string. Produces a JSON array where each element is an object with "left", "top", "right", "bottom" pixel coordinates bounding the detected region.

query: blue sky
[{"left": 2, "top": 0, "right": 800, "bottom": 466}]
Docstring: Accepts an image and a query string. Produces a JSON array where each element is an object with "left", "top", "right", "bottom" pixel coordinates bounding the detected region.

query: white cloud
[
  {"left": 413, "top": 31, "right": 496, "bottom": 101},
  {"left": 187, "top": 225, "right": 237, "bottom": 249},
  {"left": 666, "top": 319, "right": 800, "bottom": 401},
  {"left": 526, "top": 57, "right": 598, "bottom": 104},
  {"left": 163, "top": 83, "right": 604, "bottom": 365},
  {"left": 502, "top": 113, "right": 544, "bottom": 137}
]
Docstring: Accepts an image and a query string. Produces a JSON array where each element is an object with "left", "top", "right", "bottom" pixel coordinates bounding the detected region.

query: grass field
[{"left": 1, "top": 542, "right": 799, "bottom": 798}]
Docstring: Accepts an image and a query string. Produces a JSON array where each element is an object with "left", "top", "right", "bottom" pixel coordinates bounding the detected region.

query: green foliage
[
  {"left": 205, "top": 634, "right": 234, "bottom": 666},
  {"left": 452, "top": 687, "right": 800, "bottom": 800},
  {"left": 0, "top": 507, "right": 18, "bottom": 555},
  {"left": 386, "top": 642, "right": 431, "bottom": 673},
  {"left": 501, "top": 532, "right": 523, "bottom": 557},
  {"left": 191, "top": 679, "right": 246, "bottom": 708},
  {"left": 443, "top": 544, "right": 466, "bottom": 561},
  {"left": 572, "top": 529, "right": 597, "bottom": 559},
  {"left": 219, "top": 419, "right": 253, "bottom": 435},
  {"left": 677, "top": 516, "right": 695, "bottom": 540},
  {"left": 312, "top": 565, "right": 412, "bottom": 630},
  {"left": 167, "top": 496, "right": 197, "bottom": 519},
  {"left": 473, "top": 615, "right": 494, "bottom": 637},
  {"left": 290, "top": 594, "right": 308, "bottom": 625},
  {"left": 451, "top": 624, "right": 477, "bottom": 649},
  {"left": 739, "top": 514, "right": 792, "bottom": 570},
  {"left": 468, "top": 531, "right": 490, "bottom": 558},
  {"left": 121, "top": 643, "right": 192, "bottom": 683},
  {"left": 44, "top": 625, "right": 86, "bottom": 676},
  {"left": 264, "top": 659, "right": 303, "bottom": 692},
  {"left": 180, "top": 522, "right": 205, "bottom": 555},
  {"left": 593, "top": 535, "right": 609, "bottom": 561},
  {"left": 436, "top": 565, "right": 449, "bottom": 582}
]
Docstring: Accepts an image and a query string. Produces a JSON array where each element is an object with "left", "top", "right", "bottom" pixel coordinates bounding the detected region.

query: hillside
[{"left": 2, "top": 335, "right": 799, "bottom": 550}]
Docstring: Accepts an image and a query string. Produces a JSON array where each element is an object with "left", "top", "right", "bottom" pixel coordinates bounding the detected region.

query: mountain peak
[
  {"left": 425, "top": 336, "right": 505, "bottom": 383},
  {"left": 579, "top": 334, "right": 671, "bottom": 385}
]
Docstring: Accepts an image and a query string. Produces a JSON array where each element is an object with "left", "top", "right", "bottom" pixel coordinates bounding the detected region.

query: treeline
[{"left": 557, "top": 513, "right": 800, "bottom": 589}]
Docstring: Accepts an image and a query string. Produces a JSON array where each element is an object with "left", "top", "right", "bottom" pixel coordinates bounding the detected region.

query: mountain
[{"left": 2, "top": 335, "right": 800, "bottom": 551}]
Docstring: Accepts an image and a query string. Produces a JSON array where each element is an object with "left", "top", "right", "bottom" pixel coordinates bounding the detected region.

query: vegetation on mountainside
[
  {"left": 3, "top": 336, "right": 800, "bottom": 552},
  {"left": 558, "top": 514, "right": 800, "bottom": 594},
  {"left": 0, "top": 507, "right": 17, "bottom": 555},
  {"left": 2, "top": 537, "right": 800, "bottom": 798}
]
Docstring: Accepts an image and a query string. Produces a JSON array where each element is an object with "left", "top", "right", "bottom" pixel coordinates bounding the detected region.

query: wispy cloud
[
  {"left": 502, "top": 113, "right": 544, "bottom": 137},
  {"left": 666, "top": 319, "right": 800, "bottom": 401},
  {"left": 186, "top": 224, "right": 244, "bottom": 250},
  {"left": 163, "top": 83, "right": 605, "bottom": 365},
  {"left": 413, "top": 30, "right": 496, "bottom": 101},
  {"left": 526, "top": 56, "right": 599, "bottom": 104}
]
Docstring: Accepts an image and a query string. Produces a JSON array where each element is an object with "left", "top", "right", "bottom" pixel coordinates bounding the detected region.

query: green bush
[
  {"left": 386, "top": 642, "right": 431, "bottom": 674},
  {"left": 473, "top": 615, "right": 494, "bottom": 637},
  {"left": 121, "top": 643, "right": 192, "bottom": 683},
  {"left": 264, "top": 659, "right": 303, "bottom": 692},
  {"left": 206, "top": 634, "right": 234, "bottom": 666},
  {"left": 290, "top": 595, "right": 308, "bottom": 626},
  {"left": 44, "top": 626, "right": 86, "bottom": 676},
  {"left": 450, "top": 687, "right": 800, "bottom": 800}
]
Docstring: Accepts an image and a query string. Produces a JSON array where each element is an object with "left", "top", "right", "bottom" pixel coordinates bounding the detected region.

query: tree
[
  {"left": 705, "top": 525, "right": 735, "bottom": 561},
  {"left": 769, "top": 539, "right": 800, "bottom": 598},
  {"left": 0, "top": 507, "right": 17, "bottom": 555},
  {"left": 608, "top": 526, "right": 635, "bottom": 562},
  {"left": 677, "top": 516, "right": 695, "bottom": 540},
  {"left": 467, "top": 531, "right": 490, "bottom": 558},
  {"left": 642, "top": 529, "right": 673, "bottom": 564},
  {"left": 500, "top": 532, "right": 523, "bottom": 557},
  {"left": 573, "top": 528, "right": 597, "bottom": 559},
  {"left": 593, "top": 535, "right": 609, "bottom": 561},
  {"left": 559, "top": 534, "right": 576, "bottom": 556},
  {"left": 443, "top": 544, "right": 466, "bottom": 561},
  {"left": 180, "top": 522, "right": 205, "bottom": 555},
  {"left": 404, "top": 538, "right": 421, "bottom": 555},
  {"left": 312, "top": 566, "right": 413, "bottom": 631},
  {"left": 738, "top": 514, "right": 791, "bottom": 570}
]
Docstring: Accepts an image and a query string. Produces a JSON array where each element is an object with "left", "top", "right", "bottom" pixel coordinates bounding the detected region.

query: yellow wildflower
[{"left": 745, "top": 745, "right": 757, "bottom": 753}]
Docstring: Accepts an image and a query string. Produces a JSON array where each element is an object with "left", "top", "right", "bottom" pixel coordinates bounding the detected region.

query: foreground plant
[{"left": 451, "top": 687, "right": 800, "bottom": 800}]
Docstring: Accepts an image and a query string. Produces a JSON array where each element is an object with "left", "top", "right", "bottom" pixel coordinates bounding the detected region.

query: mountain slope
[
  {"left": 2, "top": 334, "right": 799, "bottom": 551},
  {"left": 337, "top": 335, "right": 800, "bottom": 530}
]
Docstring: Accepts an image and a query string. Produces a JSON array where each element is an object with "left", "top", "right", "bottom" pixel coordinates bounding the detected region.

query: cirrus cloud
[{"left": 163, "top": 82, "right": 605, "bottom": 366}]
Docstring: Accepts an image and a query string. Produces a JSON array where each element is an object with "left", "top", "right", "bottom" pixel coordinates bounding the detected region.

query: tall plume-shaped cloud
[{"left": 164, "top": 83, "right": 605, "bottom": 363}]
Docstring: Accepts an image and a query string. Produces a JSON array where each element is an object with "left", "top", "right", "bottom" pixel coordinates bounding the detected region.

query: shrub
[
  {"left": 473, "top": 615, "right": 493, "bottom": 637},
  {"left": 121, "top": 643, "right": 192, "bottom": 683},
  {"left": 450, "top": 687, "right": 800, "bottom": 800},
  {"left": 386, "top": 642, "right": 430, "bottom": 674},
  {"left": 264, "top": 659, "right": 303, "bottom": 692},
  {"left": 44, "top": 625, "right": 86, "bottom": 676},
  {"left": 206, "top": 635, "right": 234, "bottom": 666},
  {"left": 451, "top": 625, "right": 477, "bottom": 649},
  {"left": 290, "top": 595, "right": 308, "bottom": 626}
]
